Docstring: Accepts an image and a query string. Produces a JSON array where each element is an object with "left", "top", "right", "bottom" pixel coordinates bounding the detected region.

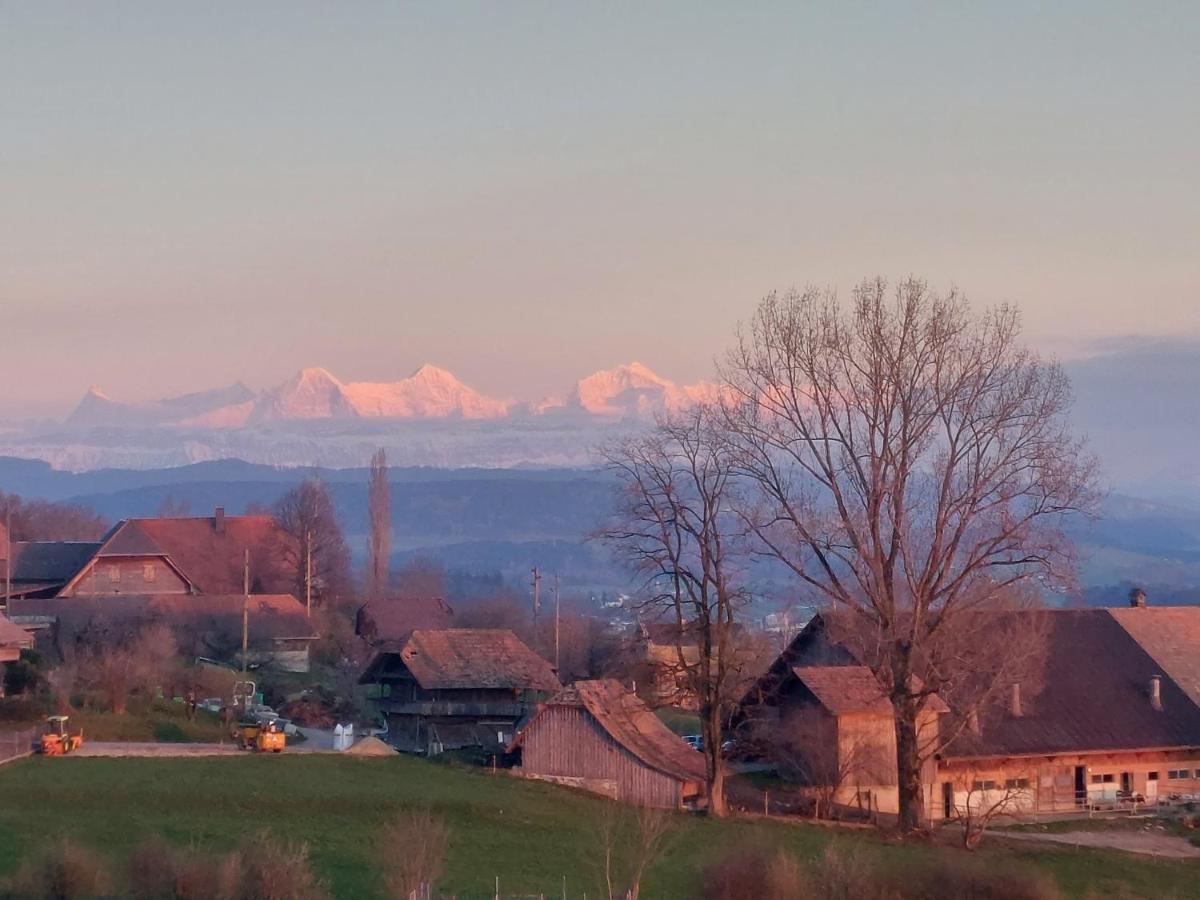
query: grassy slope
[{"left": 0, "top": 755, "right": 1196, "bottom": 899}]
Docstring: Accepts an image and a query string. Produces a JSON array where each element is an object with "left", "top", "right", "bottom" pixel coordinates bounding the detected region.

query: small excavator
[{"left": 39, "top": 715, "right": 84, "bottom": 756}]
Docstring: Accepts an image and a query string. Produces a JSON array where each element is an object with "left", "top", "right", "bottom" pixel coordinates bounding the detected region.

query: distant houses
[
  {"left": 358, "top": 628, "right": 561, "bottom": 755},
  {"left": 510, "top": 678, "right": 706, "bottom": 809},
  {"left": 2, "top": 508, "right": 316, "bottom": 671}
]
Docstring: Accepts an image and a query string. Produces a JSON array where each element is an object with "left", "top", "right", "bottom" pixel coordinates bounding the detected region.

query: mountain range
[{"left": 64, "top": 362, "right": 720, "bottom": 428}]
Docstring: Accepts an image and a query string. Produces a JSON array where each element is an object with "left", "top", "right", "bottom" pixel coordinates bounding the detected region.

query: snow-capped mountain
[{"left": 62, "top": 361, "right": 718, "bottom": 431}]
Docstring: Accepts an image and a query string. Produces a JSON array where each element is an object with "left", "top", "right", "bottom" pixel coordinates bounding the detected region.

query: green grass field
[{"left": 0, "top": 754, "right": 1196, "bottom": 899}]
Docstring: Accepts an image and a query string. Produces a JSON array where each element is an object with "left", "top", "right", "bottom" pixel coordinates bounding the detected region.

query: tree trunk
[
  {"left": 703, "top": 703, "right": 727, "bottom": 817},
  {"left": 893, "top": 695, "right": 925, "bottom": 833}
]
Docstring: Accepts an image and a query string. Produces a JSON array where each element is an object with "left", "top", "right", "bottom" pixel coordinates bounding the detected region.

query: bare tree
[
  {"left": 0, "top": 491, "right": 108, "bottom": 541},
  {"left": 601, "top": 409, "right": 749, "bottom": 818},
  {"left": 79, "top": 622, "right": 179, "bottom": 715},
  {"left": 378, "top": 809, "right": 450, "bottom": 899},
  {"left": 721, "top": 279, "right": 1098, "bottom": 832},
  {"left": 949, "top": 768, "right": 1034, "bottom": 849},
  {"left": 274, "top": 476, "right": 353, "bottom": 609},
  {"left": 367, "top": 448, "right": 392, "bottom": 600},
  {"left": 595, "top": 802, "right": 675, "bottom": 900},
  {"left": 766, "top": 716, "right": 891, "bottom": 820}
]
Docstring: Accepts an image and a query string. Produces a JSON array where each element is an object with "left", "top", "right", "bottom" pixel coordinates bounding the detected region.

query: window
[
  {"left": 1091, "top": 773, "right": 1115, "bottom": 785},
  {"left": 1168, "top": 769, "right": 1189, "bottom": 780},
  {"left": 143, "top": 563, "right": 157, "bottom": 583},
  {"left": 1005, "top": 778, "right": 1030, "bottom": 790},
  {"left": 1195, "top": 769, "right": 1200, "bottom": 779},
  {"left": 1148, "top": 772, "right": 1159, "bottom": 781},
  {"left": 972, "top": 780, "right": 997, "bottom": 792},
  {"left": 107, "top": 565, "right": 120, "bottom": 584}
]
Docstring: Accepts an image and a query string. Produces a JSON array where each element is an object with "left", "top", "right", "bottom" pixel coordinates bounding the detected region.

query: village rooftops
[
  {"left": 358, "top": 628, "right": 561, "bottom": 693},
  {"left": 516, "top": 678, "right": 707, "bottom": 783}
]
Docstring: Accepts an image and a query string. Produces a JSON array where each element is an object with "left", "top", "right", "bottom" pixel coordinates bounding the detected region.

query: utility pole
[
  {"left": 241, "top": 548, "right": 250, "bottom": 674},
  {"left": 554, "top": 573, "right": 561, "bottom": 673},
  {"left": 531, "top": 566, "right": 541, "bottom": 628},
  {"left": 305, "top": 530, "right": 313, "bottom": 618},
  {"left": 3, "top": 505, "right": 10, "bottom": 615}
]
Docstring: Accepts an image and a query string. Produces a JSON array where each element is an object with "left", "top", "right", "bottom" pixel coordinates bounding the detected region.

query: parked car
[
  {"left": 682, "top": 734, "right": 704, "bottom": 751},
  {"left": 197, "top": 698, "right": 223, "bottom": 714}
]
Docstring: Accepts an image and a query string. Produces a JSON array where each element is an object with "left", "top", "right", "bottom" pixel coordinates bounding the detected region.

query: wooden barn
[
  {"left": 511, "top": 679, "right": 707, "bottom": 809},
  {"left": 359, "top": 628, "right": 561, "bottom": 755}
]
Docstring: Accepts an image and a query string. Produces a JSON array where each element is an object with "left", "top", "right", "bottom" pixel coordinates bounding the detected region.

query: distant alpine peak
[{"left": 63, "top": 361, "right": 720, "bottom": 427}]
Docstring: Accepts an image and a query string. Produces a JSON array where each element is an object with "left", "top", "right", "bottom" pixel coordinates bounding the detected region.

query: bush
[
  {"left": 128, "top": 833, "right": 326, "bottom": 900},
  {"left": 6, "top": 837, "right": 113, "bottom": 899},
  {"left": 378, "top": 810, "right": 450, "bottom": 899},
  {"left": 151, "top": 722, "right": 187, "bottom": 743},
  {"left": 703, "top": 846, "right": 1061, "bottom": 900}
]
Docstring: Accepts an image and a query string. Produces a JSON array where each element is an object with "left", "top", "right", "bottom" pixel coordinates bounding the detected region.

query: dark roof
[
  {"left": 359, "top": 629, "right": 561, "bottom": 692},
  {"left": 516, "top": 679, "right": 706, "bottom": 782},
  {"left": 6, "top": 542, "right": 101, "bottom": 585},
  {"left": 81, "top": 515, "right": 294, "bottom": 595},
  {"left": 8, "top": 594, "right": 317, "bottom": 642},
  {"left": 948, "top": 609, "right": 1200, "bottom": 759},
  {"left": 357, "top": 598, "right": 455, "bottom": 643}
]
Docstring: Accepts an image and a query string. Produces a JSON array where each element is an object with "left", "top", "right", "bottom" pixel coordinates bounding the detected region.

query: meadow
[{"left": 0, "top": 754, "right": 1196, "bottom": 898}]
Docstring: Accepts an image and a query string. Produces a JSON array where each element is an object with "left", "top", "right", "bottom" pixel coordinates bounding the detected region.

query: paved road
[{"left": 1000, "top": 829, "right": 1200, "bottom": 859}]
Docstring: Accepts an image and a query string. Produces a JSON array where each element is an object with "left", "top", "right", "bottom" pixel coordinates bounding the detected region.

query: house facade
[
  {"left": 512, "top": 679, "right": 707, "bottom": 809},
  {"left": 359, "top": 628, "right": 561, "bottom": 755},
  {"left": 739, "top": 604, "right": 1200, "bottom": 822}
]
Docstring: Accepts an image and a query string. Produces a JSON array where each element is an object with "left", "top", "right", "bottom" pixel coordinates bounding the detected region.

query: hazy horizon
[{"left": 4, "top": 4, "right": 1198, "bottom": 418}]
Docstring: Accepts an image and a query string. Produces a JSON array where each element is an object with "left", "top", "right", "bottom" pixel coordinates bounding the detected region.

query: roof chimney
[
  {"left": 1130, "top": 587, "right": 1147, "bottom": 608},
  {"left": 1150, "top": 675, "right": 1163, "bottom": 712},
  {"left": 213, "top": 506, "right": 226, "bottom": 535},
  {"left": 1010, "top": 682, "right": 1023, "bottom": 718}
]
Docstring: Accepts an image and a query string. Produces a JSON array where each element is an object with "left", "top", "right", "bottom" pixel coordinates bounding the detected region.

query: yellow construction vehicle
[
  {"left": 231, "top": 717, "right": 286, "bottom": 752},
  {"left": 39, "top": 715, "right": 84, "bottom": 756}
]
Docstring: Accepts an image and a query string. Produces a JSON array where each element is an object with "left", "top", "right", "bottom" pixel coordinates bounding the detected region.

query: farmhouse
[
  {"left": 359, "top": 628, "right": 561, "bottom": 755},
  {"left": 2, "top": 509, "right": 315, "bottom": 671},
  {"left": 511, "top": 678, "right": 707, "bottom": 809},
  {"left": 0, "top": 508, "right": 293, "bottom": 600},
  {"left": 0, "top": 613, "right": 33, "bottom": 663},
  {"left": 739, "top": 601, "right": 1200, "bottom": 821}
]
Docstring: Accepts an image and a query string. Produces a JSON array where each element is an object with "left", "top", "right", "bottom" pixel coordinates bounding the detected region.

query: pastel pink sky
[{"left": 2, "top": 4, "right": 1197, "bottom": 417}]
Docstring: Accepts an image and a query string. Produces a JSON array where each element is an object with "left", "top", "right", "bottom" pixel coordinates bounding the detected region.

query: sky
[{"left": 2, "top": 2, "right": 1198, "bottom": 417}]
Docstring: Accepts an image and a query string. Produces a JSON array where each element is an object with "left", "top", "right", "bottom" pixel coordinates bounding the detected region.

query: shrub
[
  {"left": 128, "top": 833, "right": 325, "bottom": 900},
  {"left": 151, "top": 722, "right": 187, "bottom": 743},
  {"left": 704, "top": 845, "right": 1061, "bottom": 900},
  {"left": 235, "top": 833, "right": 327, "bottom": 900},
  {"left": 378, "top": 810, "right": 450, "bottom": 899},
  {"left": 7, "top": 837, "right": 113, "bottom": 899}
]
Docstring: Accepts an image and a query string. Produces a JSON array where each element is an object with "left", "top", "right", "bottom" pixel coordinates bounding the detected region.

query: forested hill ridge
[{"left": 1, "top": 457, "right": 1199, "bottom": 603}]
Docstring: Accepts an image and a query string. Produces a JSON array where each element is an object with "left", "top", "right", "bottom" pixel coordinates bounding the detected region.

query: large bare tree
[
  {"left": 601, "top": 409, "right": 748, "bottom": 817},
  {"left": 367, "top": 448, "right": 392, "bottom": 600},
  {"left": 721, "top": 279, "right": 1097, "bottom": 832},
  {"left": 274, "top": 476, "right": 353, "bottom": 609}
]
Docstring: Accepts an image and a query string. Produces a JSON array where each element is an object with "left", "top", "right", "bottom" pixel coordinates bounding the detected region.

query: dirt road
[{"left": 1000, "top": 828, "right": 1200, "bottom": 859}]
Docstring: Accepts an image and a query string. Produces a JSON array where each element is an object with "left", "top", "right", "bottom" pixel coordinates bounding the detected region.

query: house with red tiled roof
[
  {"left": 511, "top": 679, "right": 707, "bottom": 809},
  {"left": 739, "top": 601, "right": 1200, "bottom": 822},
  {"left": 358, "top": 628, "right": 561, "bottom": 755},
  {"left": 5, "top": 508, "right": 313, "bottom": 671}
]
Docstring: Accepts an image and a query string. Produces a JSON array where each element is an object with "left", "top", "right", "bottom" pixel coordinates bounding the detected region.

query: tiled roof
[
  {"left": 948, "top": 609, "right": 1200, "bottom": 759},
  {"left": 360, "top": 629, "right": 561, "bottom": 692},
  {"left": 792, "top": 666, "right": 894, "bottom": 715},
  {"left": 0, "top": 613, "right": 33, "bottom": 648},
  {"left": 6, "top": 542, "right": 101, "bottom": 584},
  {"left": 357, "top": 597, "right": 455, "bottom": 643},
  {"left": 1109, "top": 607, "right": 1200, "bottom": 709},
  {"left": 9, "top": 594, "right": 317, "bottom": 642},
  {"left": 523, "top": 679, "right": 706, "bottom": 782},
  {"left": 90, "top": 515, "right": 294, "bottom": 595}
]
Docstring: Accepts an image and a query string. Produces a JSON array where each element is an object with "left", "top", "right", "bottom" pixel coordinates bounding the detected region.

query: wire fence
[{"left": 0, "top": 727, "right": 36, "bottom": 765}]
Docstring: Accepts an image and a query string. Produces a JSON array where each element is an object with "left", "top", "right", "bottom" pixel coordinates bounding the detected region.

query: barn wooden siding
[
  {"left": 63, "top": 557, "right": 188, "bottom": 596},
  {"left": 518, "top": 705, "right": 684, "bottom": 808}
]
